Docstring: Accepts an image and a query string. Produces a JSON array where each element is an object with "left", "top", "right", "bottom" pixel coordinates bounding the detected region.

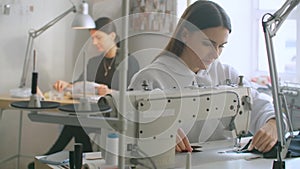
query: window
[
  {"left": 254, "top": 0, "right": 299, "bottom": 82},
  {"left": 182, "top": 0, "right": 299, "bottom": 82}
]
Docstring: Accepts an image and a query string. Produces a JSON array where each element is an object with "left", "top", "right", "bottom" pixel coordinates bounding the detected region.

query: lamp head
[{"left": 72, "top": 1, "right": 95, "bottom": 29}]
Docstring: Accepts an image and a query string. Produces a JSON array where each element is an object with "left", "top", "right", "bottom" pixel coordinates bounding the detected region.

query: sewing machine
[
  {"left": 280, "top": 82, "right": 300, "bottom": 130},
  {"left": 98, "top": 84, "right": 252, "bottom": 168}
]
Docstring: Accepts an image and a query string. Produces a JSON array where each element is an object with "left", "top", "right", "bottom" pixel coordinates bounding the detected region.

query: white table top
[
  {"left": 35, "top": 138, "right": 300, "bottom": 169},
  {"left": 175, "top": 146, "right": 299, "bottom": 169}
]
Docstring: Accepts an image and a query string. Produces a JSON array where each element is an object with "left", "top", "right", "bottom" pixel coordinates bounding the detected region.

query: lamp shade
[
  {"left": 72, "top": 1, "right": 95, "bottom": 29},
  {"left": 72, "top": 14, "right": 95, "bottom": 29}
]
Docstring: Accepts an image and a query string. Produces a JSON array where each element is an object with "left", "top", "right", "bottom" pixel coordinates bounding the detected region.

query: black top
[{"left": 76, "top": 51, "right": 140, "bottom": 89}]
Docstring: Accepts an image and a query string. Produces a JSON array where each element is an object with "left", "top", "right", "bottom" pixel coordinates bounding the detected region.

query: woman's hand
[
  {"left": 176, "top": 128, "right": 193, "bottom": 152},
  {"left": 248, "top": 118, "right": 277, "bottom": 153},
  {"left": 96, "top": 84, "right": 112, "bottom": 96},
  {"left": 53, "top": 80, "right": 71, "bottom": 92}
]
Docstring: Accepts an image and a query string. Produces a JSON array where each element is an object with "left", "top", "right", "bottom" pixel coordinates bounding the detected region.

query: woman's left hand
[
  {"left": 176, "top": 128, "right": 193, "bottom": 152},
  {"left": 248, "top": 118, "right": 277, "bottom": 152},
  {"left": 96, "top": 84, "right": 112, "bottom": 96}
]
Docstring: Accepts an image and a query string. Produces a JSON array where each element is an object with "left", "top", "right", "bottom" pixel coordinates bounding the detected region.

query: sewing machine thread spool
[
  {"left": 238, "top": 75, "right": 244, "bottom": 86},
  {"left": 186, "top": 152, "right": 191, "bottom": 169},
  {"left": 69, "top": 151, "right": 75, "bottom": 169},
  {"left": 105, "top": 133, "right": 119, "bottom": 166},
  {"left": 74, "top": 143, "right": 83, "bottom": 169}
]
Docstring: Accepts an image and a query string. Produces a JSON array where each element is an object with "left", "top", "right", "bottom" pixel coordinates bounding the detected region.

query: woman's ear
[
  {"left": 109, "top": 32, "right": 116, "bottom": 41},
  {"left": 181, "top": 27, "right": 189, "bottom": 43}
]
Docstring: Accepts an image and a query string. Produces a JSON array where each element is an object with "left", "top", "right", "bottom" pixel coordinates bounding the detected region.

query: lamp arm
[
  {"left": 34, "top": 6, "right": 76, "bottom": 37},
  {"left": 19, "top": 6, "right": 76, "bottom": 88},
  {"left": 262, "top": 0, "right": 299, "bottom": 163},
  {"left": 19, "top": 34, "right": 34, "bottom": 88},
  {"left": 263, "top": 0, "right": 299, "bottom": 37}
]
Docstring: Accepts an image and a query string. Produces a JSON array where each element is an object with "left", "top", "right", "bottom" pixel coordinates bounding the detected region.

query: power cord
[
  {"left": 130, "top": 145, "right": 157, "bottom": 169},
  {"left": 130, "top": 158, "right": 152, "bottom": 169}
]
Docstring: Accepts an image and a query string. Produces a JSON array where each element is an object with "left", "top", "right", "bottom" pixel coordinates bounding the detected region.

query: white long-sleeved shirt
[{"left": 129, "top": 54, "right": 275, "bottom": 143}]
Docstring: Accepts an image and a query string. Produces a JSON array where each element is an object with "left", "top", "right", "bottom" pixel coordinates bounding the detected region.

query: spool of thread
[
  {"left": 74, "top": 143, "right": 83, "bottom": 169},
  {"left": 31, "top": 72, "right": 38, "bottom": 94},
  {"left": 69, "top": 151, "right": 75, "bottom": 169},
  {"left": 185, "top": 152, "right": 191, "bottom": 169},
  {"left": 105, "top": 133, "right": 119, "bottom": 166}
]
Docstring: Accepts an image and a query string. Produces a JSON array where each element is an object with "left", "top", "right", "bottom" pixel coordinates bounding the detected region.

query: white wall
[
  {"left": 0, "top": 0, "right": 89, "bottom": 168},
  {"left": 0, "top": 0, "right": 90, "bottom": 94},
  {"left": 216, "top": 0, "right": 254, "bottom": 78}
]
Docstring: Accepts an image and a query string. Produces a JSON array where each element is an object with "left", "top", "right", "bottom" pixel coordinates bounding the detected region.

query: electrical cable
[
  {"left": 130, "top": 145, "right": 157, "bottom": 169},
  {"left": 136, "top": 147, "right": 157, "bottom": 169},
  {"left": 130, "top": 159, "right": 152, "bottom": 169}
]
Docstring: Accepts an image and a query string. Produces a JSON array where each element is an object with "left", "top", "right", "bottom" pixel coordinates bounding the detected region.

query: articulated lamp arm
[
  {"left": 19, "top": 6, "right": 76, "bottom": 88},
  {"left": 262, "top": 0, "right": 299, "bottom": 167},
  {"left": 263, "top": 0, "right": 299, "bottom": 37},
  {"left": 32, "top": 6, "right": 76, "bottom": 38}
]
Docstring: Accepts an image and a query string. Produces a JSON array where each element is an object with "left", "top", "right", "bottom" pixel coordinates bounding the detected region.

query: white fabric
[{"left": 128, "top": 55, "right": 275, "bottom": 143}]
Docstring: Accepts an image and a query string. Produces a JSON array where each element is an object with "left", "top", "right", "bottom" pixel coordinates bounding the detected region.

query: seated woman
[
  {"left": 128, "top": 0, "right": 279, "bottom": 153},
  {"left": 28, "top": 17, "right": 140, "bottom": 169}
]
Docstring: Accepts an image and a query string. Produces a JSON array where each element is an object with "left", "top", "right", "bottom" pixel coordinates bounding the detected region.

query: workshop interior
[{"left": 0, "top": 0, "right": 300, "bottom": 169}]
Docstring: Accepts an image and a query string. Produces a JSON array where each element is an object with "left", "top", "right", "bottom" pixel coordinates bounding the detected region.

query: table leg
[
  {"left": 0, "top": 110, "right": 27, "bottom": 169},
  {"left": 16, "top": 110, "right": 23, "bottom": 169}
]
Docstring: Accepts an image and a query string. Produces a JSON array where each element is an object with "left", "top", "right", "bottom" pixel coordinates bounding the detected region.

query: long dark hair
[
  {"left": 161, "top": 0, "right": 231, "bottom": 58},
  {"left": 91, "top": 17, "right": 120, "bottom": 47}
]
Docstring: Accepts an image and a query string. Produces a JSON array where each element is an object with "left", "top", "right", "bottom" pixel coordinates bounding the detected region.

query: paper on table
[
  {"left": 38, "top": 151, "right": 103, "bottom": 167},
  {"left": 85, "top": 152, "right": 102, "bottom": 160},
  {"left": 38, "top": 151, "right": 69, "bottom": 165},
  {"left": 83, "top": 152, "right": 109, "bottom": 169},
  {"left": 66, "top": 81, "right": 101, "bottom": 102},
  {"left": 70, "top": 81, "right": 100, "bottom": 95}
]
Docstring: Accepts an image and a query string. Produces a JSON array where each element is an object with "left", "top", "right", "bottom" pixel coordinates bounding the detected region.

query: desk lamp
[
  {"left": 262, "top": 0, "right": 299, "bottom": 168},
  {"left": 11, "top": 0, "right": 95, "bottom": 110}
]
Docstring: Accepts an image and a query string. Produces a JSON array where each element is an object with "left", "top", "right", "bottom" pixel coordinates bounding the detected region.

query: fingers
[
  {"left": 97, "top": 85, "right": 107, "bottom": 96},
  {"left": 248, "top": 138, "right": 276, "bottom": 152},
  {"left": 53, "top": 80, "right": 69, "bottom": 92},
  {"left": 53, "top": 82, "right": 59, "bottom": 91},
  {"left": 53, "top": 80, "right": 63, "bottom": 92},
  {"left": 97, "top": 84, "right": 111, "bottom": 96},
  {"left": 248, "top": 129, "right": 277, "bottom": 153},
  {"left": 248, "top": 119, "right": 278, "bottom": 153},
  {"left": 259, "top": 139, "right": 277, "bottom": 152},
  {"left": 175, "top": 145, "right": 181, "bottom": 152},
  {"left": 57, "top": 83, "right": 63, "bottom": 92},
  {"left": 176, "top": 135, "right": 187, "bottom": 151},
  {"left": 176, "top": 128, "right": 192, "bottom": 152}
]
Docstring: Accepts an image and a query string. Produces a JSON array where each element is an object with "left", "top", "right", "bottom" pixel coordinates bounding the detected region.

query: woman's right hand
[
  {"left": 176, "top": 128, "right": 193, "bottom": 152},
  {"left": 53, "top": 80, "right": 70, "bottom": 92}
]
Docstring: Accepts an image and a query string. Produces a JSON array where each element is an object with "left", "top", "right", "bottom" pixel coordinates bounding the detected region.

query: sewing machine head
[{"left": 98, "top": 85, "right": 252, "bottom": 168}]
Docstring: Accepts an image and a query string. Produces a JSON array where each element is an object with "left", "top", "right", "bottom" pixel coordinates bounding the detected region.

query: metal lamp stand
[
  {"left": 261, "top": 0, "right": 300, "bottom": 168},
  {"left": 11, "top": 50, "right": 60, "bottom": 110}
]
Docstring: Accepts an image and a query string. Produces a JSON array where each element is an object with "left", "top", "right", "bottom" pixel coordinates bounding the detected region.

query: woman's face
[
  {"left": 183, "top": 26, "right": 229, "bottom": 70},
  {"left": 89, "top": 30, "right": 116, "bottom": 53}
]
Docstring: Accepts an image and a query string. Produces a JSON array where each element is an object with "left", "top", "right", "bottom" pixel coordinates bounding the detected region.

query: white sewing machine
[
  {"left": 280, "top": 82, "right": 300, "bottom": 130},
  {"left": 98, "top": 84, "right": 252, "bottom": 168}
]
